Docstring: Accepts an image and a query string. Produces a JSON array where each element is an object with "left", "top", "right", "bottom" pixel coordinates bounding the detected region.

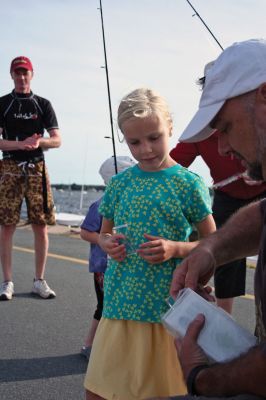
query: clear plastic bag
[
  {"left": 161, "top": 288, "right": 257, "bottom": 362},
  {"left": 112, "top": 224, "right": 137, "bottom": 255}
]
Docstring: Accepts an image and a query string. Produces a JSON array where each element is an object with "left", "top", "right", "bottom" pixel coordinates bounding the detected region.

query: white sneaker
[
  {"left": 32, "top": 279, "right": 56, "bottom": 299},
  {"left": 0, "top": 281, "right": 14, "bottom": 300}
]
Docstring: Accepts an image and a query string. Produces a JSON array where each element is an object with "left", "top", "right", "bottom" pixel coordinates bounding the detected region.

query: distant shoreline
[
  {"left": 52, "top": 184, "right": 105, "bottom": 191},
  {"left": 51, "top": 184, "right": 213, "bottom": 196}
]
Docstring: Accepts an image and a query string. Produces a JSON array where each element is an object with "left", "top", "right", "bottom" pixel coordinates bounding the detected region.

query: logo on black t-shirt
[{"left": 14, "top": 112, "right": 38, "bottom": 120}]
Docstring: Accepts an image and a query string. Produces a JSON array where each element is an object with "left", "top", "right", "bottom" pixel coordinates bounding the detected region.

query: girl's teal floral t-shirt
[{"left": 99, "top": 164, "right": 212, "bottom": 323}]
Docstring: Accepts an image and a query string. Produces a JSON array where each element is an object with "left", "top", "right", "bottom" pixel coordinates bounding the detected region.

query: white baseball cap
[
  {"left": 99, "top": 156, "right": 136, "bottom": 185},
  {"left": 179, "top": 39, "right": 266, "bottom": 143}
]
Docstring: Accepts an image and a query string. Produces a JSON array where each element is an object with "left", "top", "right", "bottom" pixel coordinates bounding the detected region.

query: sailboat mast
[{"left": 98, "top": 0, "right": 118, "bottom": 173}]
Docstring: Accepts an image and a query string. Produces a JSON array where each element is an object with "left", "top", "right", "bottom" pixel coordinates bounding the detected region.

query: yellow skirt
[{"left": 84, "top": 318, "right": 187, "bottom": 400}]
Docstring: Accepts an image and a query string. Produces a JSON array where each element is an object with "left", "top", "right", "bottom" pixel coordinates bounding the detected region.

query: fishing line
[
  {"left": 98, "top": 0, "right": 118, "bottom": 173},
  {"left": 185, "top": 0, "right": 224, "bottom": 51}
]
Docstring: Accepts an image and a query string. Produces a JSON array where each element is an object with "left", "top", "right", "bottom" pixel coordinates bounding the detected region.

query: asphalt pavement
[
  {"left": 0, "top": 226, "right": 92, "bottom": 400},
  {"left": 0, "top": 225, "right": 257, "bottom": 400}
]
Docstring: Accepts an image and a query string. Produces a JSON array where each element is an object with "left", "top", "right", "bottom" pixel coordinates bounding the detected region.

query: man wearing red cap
[{"left": 0, "top": 56, "right": 61, "bottom": 300}]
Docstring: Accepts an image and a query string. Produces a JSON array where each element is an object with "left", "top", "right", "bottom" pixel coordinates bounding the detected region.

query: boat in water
[{"left": 55, "top": 212, "right": 85, "bottom": 227}]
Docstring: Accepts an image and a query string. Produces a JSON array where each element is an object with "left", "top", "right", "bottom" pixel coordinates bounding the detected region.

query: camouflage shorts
[{"left": 0, "top": 159, "right": 55, "bottom": 226}]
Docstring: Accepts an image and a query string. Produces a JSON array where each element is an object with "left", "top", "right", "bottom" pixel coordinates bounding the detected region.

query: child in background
[
  {"left": 80, "top": 156, "right": 136, "bottom": 361},
  {"left": 84, "top": 88, "right": 216, "bottom": 399}
]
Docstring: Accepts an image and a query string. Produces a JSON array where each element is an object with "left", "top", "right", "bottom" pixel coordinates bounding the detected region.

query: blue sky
[{"left": 1, "top": 0, "right": 266, "bottom": 185}]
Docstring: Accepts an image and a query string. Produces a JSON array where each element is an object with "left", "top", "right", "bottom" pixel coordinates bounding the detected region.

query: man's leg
[
  {"left": 0, "top": 224, "right": 16, "bottom": 281},
  {"left": 0, "top": 224, "right": 16, "bottom": 300},
  {"left": 31, "top": 223, "right": 55, "bottom": 298},
  {"left": 31, "top": 223, "right": 48, "bottom": 280},
  {"left": 212, "top": 192, "right": 246, "bottom": 314},
  {"left": 214, "top": 259, "right": 246, "bottom": 314},
  {"left": 216, "top": 297, "right": 234, "bottom": 314}
]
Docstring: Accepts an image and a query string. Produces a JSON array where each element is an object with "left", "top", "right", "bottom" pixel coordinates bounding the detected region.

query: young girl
[
  {"left": 84, "top": 88, "right": 216, "bottom": 400},
  {"left": 80, "top": 156, "right": 135, "bottom": 361}
]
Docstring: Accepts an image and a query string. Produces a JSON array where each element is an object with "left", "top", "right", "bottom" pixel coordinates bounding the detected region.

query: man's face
[
  {"left": 11, "top": 68, "right": 33, "bottom": 94},
  {"left": 212, "top": 94, "right": 266, "bottom": 181}
]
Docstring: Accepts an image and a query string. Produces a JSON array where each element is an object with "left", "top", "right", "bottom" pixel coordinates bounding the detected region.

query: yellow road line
[
  {"left": 12, "top": 246, "right": 257, "bottom": 299},
  {"left": 209, "top": 286, "right": 254, "bottom": 301},
  {"left": 241, "top": 293, "right": 255, "bottom": 300},
  {"left": 13, "top": 246, "right": 88, "bottom": 265}
]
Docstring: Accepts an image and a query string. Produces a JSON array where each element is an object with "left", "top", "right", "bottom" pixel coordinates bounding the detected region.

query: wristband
[{"left": 187, "top": 364, "right": 210, "bottom": 395}]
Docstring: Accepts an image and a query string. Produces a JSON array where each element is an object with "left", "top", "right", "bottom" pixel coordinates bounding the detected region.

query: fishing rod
[
  {"left": 98, "top": 0, "right": 118, "bottom": 173},
  {"left": 185, "top": 2, "right": 249, "bottom": 190},
  {"left": 185, "top": 0, "right": 224, "bottom": 51}
]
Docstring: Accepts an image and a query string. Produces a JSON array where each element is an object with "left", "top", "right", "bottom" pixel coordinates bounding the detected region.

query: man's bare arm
[
  {"left": 38, "top": 128, "right": 61, "bottom": 149},
  {"left": 0, "top": 127, "right": 32, "bottom": 151},
  {"left": 171, "top": 201, "right": 263, "bottom": 298},
  {"left": 0, "top": 128, "right": 61, "bottom": 151},
  {"left": 196, "top": 343, "right": 266, "bottom": 396},
  {"left": 200, "top": 200, "right": 262, "bottom": 265},
  {"left": 177, "top": 314, "right": 266, "bottom": 397}
]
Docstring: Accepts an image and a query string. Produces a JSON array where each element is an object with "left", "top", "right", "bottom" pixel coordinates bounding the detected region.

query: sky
[{"left": 1, "top": 0, "right": 266, "bottom": 186}]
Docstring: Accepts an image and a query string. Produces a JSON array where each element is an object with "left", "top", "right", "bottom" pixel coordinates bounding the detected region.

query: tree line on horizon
[{"left": 52, "top": 183, "right": 105, "bottom": 191}]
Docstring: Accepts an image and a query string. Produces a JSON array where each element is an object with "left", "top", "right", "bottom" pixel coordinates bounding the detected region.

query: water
[
  {"left": 21, "top": 186, "right": 213, "bottom": 219},
  {"left": 21, "top": 188, "right": 104, "bottom": 219},
  {"left": 53, "top": 188, "right": 104, "bottom": 215}
]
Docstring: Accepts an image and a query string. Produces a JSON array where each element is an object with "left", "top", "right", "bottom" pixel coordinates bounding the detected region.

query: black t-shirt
[
  {"left": 0, "top": 90, "right": 59, "bottom": 161},
  {"left": 255, "top": 199, "right": 266, "bottom": 341}
]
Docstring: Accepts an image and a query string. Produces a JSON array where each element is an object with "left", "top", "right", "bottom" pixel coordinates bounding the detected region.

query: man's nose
[{"left": 218, "top": 133, "right": 232, "bottom": 156}]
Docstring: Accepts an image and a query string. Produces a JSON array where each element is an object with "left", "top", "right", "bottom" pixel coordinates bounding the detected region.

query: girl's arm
[
  {"left": 80, "top": 229, "right": 100, "bottom": 245},
  {"left": 138, "top": 214, "right": 216, "bottom": 263},
  {"left": 194, "top": 214, "right": 217, "bottom": 239}
]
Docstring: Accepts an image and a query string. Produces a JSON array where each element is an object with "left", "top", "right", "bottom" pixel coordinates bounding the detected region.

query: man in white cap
[
  {"left": 170, "top": 62, "right": 266, "bottom": 315},
  {"left": 170, "top": 39, "right": 266, "bottom": 399}
]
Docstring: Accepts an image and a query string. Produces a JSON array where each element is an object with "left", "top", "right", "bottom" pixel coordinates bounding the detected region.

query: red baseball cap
[{"left": 10, "top": 56, "right": 33, "bottom": 73}]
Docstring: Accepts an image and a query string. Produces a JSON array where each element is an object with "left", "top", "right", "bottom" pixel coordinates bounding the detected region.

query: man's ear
[{"left": 256, "top": 83, "right": 266, "bottom": 103}]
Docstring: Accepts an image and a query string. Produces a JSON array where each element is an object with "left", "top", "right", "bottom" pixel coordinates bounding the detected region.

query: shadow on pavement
[
  {"left": 12, "top": 292, "right": 38, "bottom": 299},
  {"left": 0, "top": 354, "right": 88, "bottom": 382},
  {"left": 12, "top": 292, "right": 56, "bottom": 300}
]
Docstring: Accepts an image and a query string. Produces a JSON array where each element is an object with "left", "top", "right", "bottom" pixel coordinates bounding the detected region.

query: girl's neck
[{"left": 138, "top": 156, "right": 177, "bottom": 172}]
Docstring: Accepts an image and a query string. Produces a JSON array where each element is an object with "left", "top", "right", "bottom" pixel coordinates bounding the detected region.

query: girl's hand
[
  {"left": 99, "top": 233, "right": 127, "bottom": 262},
  {"left": 137, "top": 233, "right": 176, "bottom": 263}
]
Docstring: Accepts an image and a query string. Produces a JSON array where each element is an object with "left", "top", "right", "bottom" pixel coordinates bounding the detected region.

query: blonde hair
[{"left": 117, "top": 88, "right": 172, "bottom": 132}]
